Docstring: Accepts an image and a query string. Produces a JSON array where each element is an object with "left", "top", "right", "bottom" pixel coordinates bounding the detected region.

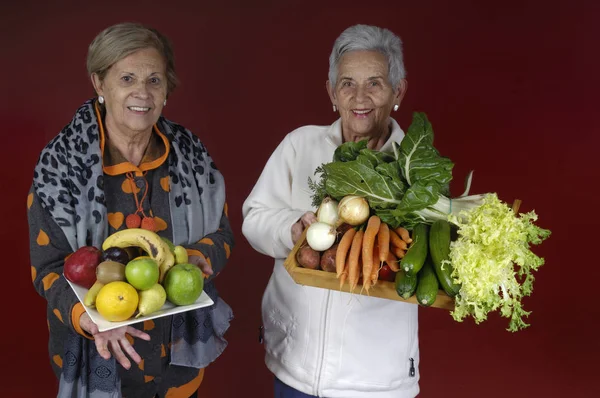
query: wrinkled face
[
  {"left": 328, "top": 50, "right": 405, "bottom": 139},
  {"left": 92, "top": 47, "right": 167, "bottom": 136}
]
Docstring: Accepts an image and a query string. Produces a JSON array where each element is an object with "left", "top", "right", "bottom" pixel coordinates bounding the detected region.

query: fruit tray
[
  {"left": 283, "top": 230, "right": 455, "bottom": 310},
  {"left": 66, "top": 277, "right": 214, "bottom": 332}
]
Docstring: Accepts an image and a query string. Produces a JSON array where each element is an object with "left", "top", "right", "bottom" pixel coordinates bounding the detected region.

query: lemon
[{"left": 96, "top": 281, "right": 139, "bottom": 322}]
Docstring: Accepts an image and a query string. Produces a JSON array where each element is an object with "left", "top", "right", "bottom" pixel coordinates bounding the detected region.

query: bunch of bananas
[{"left": 102, "top": 228, "right": 179, "bottom": 283}]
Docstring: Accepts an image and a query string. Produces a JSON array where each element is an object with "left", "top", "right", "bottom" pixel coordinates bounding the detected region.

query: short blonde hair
[{"left": 86, "top": 22, "right": 178, "bottom": 95}]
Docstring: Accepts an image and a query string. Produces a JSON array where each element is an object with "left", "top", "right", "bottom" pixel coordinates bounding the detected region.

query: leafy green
[
  {"left": 310, "top": 111, "right": 456, "bottom": 228},
  {"left": 447, "top": 193, "right": 551, "bottom": 332},
  {"left": 323, "top": 161, "right": 403, "bottom": 209},
  {"left": 333, "top": 140, "right": 367, "bottom": 162},
  {"left": 308, "top": 165, "right": 327, "bottom": 208}
]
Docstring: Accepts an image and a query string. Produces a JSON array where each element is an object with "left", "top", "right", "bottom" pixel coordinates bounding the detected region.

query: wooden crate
[{"left": 284, "top": 230, "right": 455, "bottom": 310}]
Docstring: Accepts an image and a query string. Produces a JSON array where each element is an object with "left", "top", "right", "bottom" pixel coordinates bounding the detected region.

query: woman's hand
[
  {"left": 189, "top": 255, "right": 214, "bottom": 276},
  {"left": 291, "top": 211, "right": 317, "bottom": 244},
  {"left": 79, "top": 312, "right": 151, "bottom": 369}
]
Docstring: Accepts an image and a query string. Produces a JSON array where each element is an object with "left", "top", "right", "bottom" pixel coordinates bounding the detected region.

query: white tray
[{"left": 66, "top": 277, "right": 214, "bottom": 332}]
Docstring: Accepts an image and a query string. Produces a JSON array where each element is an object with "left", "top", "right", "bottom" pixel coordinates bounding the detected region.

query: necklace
[{"left": 125, "top": 171, "right": 157, "bottom": 232}]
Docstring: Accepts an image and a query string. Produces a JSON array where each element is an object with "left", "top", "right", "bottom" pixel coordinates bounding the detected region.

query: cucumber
[
  {"left": 429, "top": 220, "right": 461, "bottom": 297},
  {"left": 415, "top": 259, "right": 439, "bottom": 307},
  {"left": 400, "top": 223, "right": 429, "bottom": 276},
  {"left": 395, "top": 269, "right": 418, "bottom": 300}
]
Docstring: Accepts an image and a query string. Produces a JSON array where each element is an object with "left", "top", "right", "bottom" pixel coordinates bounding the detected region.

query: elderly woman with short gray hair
[
  {"left": 242, "top": 24, "right": 419, "bottom": 398},
  {"left": 28, "top": 22, "right": 234, "bottom": 397}
]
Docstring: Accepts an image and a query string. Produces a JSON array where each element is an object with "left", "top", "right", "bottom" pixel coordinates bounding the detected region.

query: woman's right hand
[
  {"left": 291, "top": 211, "right": 317, "bottom": 244},
  {"left": 79, "top": 312, "right": 151, "bottom": 369}
]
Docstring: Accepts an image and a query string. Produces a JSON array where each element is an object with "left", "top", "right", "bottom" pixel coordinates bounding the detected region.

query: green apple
[
  {"left": 163, "top": 263, "right": 204, "bottom": 306},
  {"left": 174, "top": 245, "right": 189, "bottom": 264},
  {"left": 125, "top": 257, "right": 160, "bottom": 291}
]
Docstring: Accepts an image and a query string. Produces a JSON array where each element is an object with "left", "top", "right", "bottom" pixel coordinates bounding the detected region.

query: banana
[
  {"left": 102, "top": 228, "right": 168, "bottom": 267},
  {"left": 158, "top": 239, "right": 175, "bottom": 283},
  {"left": 84, "top": 281, "right": 105, "bottom": 308}
]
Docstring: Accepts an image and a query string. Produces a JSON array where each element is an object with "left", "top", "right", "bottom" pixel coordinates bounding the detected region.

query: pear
[
  {"left": 135, "top": 283, "right": 167, "bottom": 318},
  {"left": 161, "top": 237, "right": 176, "bottom": 254},
  {"left": 84, "top": 281, "right": 105, "bottom": 308},
  {"left": 174, "top": 245, "right": 189, "bottom": 265}
]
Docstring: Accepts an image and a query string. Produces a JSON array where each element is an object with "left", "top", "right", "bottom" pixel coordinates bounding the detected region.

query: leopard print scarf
[{"left": 33, "top": 99, "right": 231, "bottom": 397}]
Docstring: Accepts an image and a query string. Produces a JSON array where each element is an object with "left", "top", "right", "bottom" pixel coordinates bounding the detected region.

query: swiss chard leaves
[
  {"left": 323, "top": 160, "right": 402, "bottom": 209},
  {"left": 333, "top": 140, "right": 367, "bottom": 162},
  {"left": 310, "top": 112, "right": 455, "bottom": 227},
  {"left": 397, "top": 112, "right": 453, "bottom": 187}
]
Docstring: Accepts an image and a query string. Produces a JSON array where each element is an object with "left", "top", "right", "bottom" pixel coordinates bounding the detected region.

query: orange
[{"left": 96, "top": 281, "right": 139, "bottom": 322}]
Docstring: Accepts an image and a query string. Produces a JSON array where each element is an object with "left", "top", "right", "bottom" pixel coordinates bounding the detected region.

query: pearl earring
[
  {"left": 163, "top": 99, "right": 167, "bottom": 106},
  {"left": 393, "top": 104, "right": 399, "bottom": 111},
  {"left": 333, "top": 105, "right": 337, "bottom": 112},
  {"left": 98, "top": 95, "right": 104, "bottom": 104}
]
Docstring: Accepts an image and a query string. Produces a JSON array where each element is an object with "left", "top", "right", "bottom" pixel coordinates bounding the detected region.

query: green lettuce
[{"left": 448, "top": 193, "right": 550, "bottom": 331}]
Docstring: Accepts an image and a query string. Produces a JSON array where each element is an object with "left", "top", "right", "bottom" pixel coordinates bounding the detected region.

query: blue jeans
[{"left": 274, "top": 377, "right": 319, "bottom": 398}]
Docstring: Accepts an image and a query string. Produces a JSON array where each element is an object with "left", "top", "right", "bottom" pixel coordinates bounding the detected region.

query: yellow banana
[
  {"left": 84, "top": 281, "right": 105, "bottom": 308},
  {"left": 158, "top": 238, "right": 175, "bottom": 283},
  {"left": 102, "top": 228, "right": 168, "bottom": 267}
]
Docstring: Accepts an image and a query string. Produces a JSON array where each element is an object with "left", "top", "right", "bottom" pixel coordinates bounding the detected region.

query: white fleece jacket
[{"left": 242, "top": 119, "right": 420, "bottom": 398}]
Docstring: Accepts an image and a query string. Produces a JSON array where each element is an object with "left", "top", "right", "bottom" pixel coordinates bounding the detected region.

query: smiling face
[
  {"left": 92, "top": 47, "right": 167, "bottom": 138},
  {"left": 327, "top": 50, "right": 406, "bottom": 142}
]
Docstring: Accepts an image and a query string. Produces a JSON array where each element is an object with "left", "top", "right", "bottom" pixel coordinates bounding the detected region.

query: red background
[{"left": 1, "top": 1, "right": 598, "bottom": 397}]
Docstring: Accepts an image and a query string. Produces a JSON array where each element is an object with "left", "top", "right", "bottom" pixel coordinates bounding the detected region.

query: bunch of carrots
[{"left": 336, "top": 215, "right": 413, "bottom": 293}]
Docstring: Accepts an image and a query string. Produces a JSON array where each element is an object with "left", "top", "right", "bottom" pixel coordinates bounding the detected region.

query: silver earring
[
  {"left": 98, "top": 95, "right": 104, "bottom": 104},
  {"left": 163, "top": 99, "right": 167, "bottom": 106},
  {"left": 393, "top": 104, "right": 399, "bottom": 111},
  {"left": 333, "top": 105, "right": 337, "bottom": 112}
]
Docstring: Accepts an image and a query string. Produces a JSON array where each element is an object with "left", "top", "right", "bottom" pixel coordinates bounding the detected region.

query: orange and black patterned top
[{"left": 28, "top": 102, "right": 233, "bottom": 397}]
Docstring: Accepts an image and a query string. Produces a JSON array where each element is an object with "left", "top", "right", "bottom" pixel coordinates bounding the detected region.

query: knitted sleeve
[
  {"left": 27, "top": 185, "right": 92, "bottom": 338},
  {"left": 183, "top": 204, "right": 234, "bottom": 281}
]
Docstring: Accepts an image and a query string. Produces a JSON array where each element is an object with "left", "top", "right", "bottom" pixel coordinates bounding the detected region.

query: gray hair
[
  {"left": 86, "top": 22, "right": 178, "bottom": 95},
  {"left": 328, "top": 24, "right": 406, "bottom": 90}
]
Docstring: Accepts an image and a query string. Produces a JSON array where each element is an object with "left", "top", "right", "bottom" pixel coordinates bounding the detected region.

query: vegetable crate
[{"left": 284, "top": 230, "right": 455, "bottom": 310}]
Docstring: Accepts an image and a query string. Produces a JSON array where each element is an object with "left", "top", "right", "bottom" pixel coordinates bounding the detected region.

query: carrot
[
  {"left": 392, "top": 246, "right": 406, "bottom": 259},
  {"left": 348, "top": 229, "right": 364, "bottom": 292},
  {"left": 389, "top": 229, "right": 408, "bottom": 250},
  {"left": 396, "top": 227, "right": 413, "bottom": 244},
  {"left": 370, "top": 244, "right": 380, "bottom": 286},
  {"left": 336, "top": 228, "right": 356, "bottom": 278},
  {"left": 339, "top": 261, "right": 349, "bottom": 290},
  {"left": 386, "top": 251, "right": 400, "bottom": 272},
  {"left": 361, "top": 216, "right": 381, "bottom": 293},
  {"left": 377, "top": 223, "right": 390, "bottom": 264}
]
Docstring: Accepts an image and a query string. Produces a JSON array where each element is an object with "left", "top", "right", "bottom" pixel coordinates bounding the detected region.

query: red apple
[{"left": 64, "top": 246, "right": 102, "bottom": 288}]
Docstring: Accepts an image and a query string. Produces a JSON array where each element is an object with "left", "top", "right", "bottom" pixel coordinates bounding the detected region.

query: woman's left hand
[
  {"left": 80, "top": 312, "right": 151, "bottom": 369},
  {"left": 189, "top": 255, "right": 213, "bottom": 276}
]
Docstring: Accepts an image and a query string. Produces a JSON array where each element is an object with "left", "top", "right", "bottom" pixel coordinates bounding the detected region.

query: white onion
[
  {"left": 306, "top": 222, "right": 337, "bottom": 251},
  {"left": 316, "top": 197, "right": 339, "bottom": 226},
  {"left": 338, "top": 195, "right": 370, "bottom": 226}
]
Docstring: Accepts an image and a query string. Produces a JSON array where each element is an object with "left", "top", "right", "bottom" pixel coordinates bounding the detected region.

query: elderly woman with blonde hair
[
  {"left": 242, "top": 24, "right": 419, "bottom": 398},
  {"left": 28, "top": 22, "right": 234, "bottom": 397}
]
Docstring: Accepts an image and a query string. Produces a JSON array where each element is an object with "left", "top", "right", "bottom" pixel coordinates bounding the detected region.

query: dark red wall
[{"left": 1, "top": 1, "right": 598, "bottom": 397}]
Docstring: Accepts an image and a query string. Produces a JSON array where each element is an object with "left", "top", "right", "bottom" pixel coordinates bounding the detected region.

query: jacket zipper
[
  {"left": 408, "top": 310, "right": 416, "bottom": 378},
  {"left": 314, "top": 290, "right": 331, "bottom": 395}
]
